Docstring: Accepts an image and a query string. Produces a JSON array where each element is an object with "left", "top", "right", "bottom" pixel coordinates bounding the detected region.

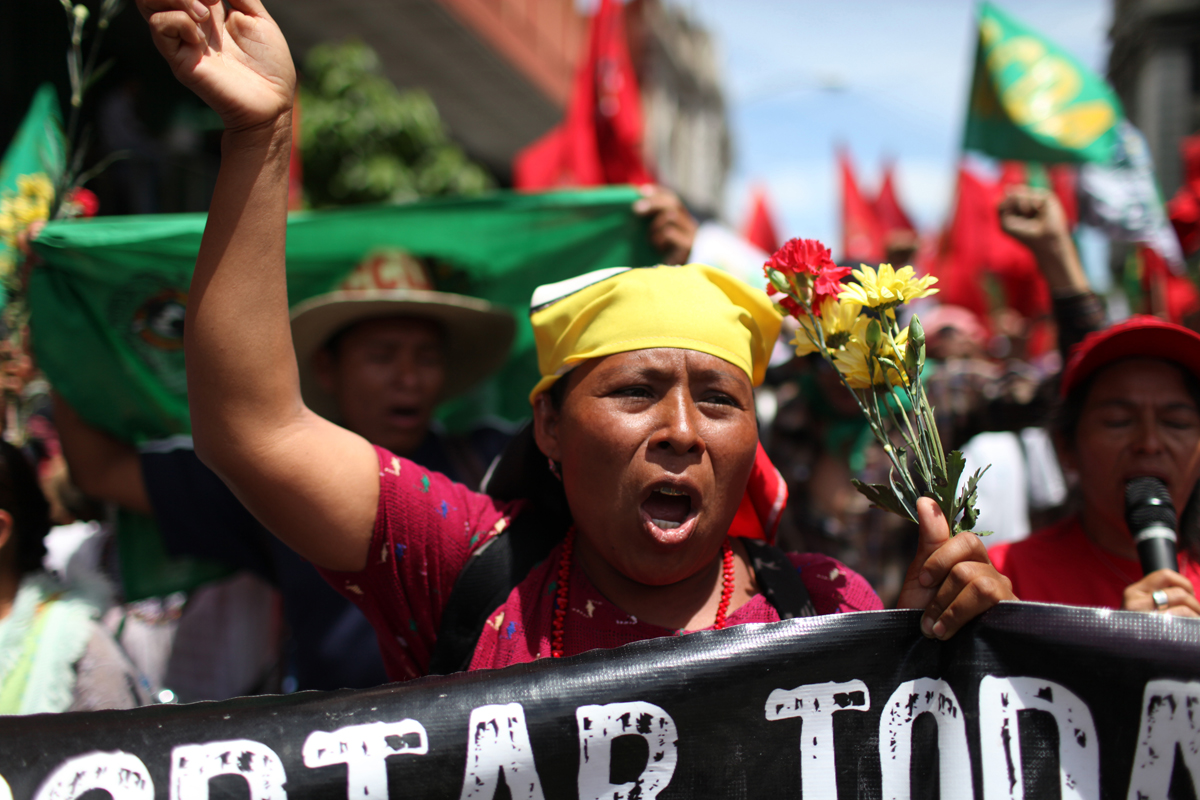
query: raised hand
[
  {"left": 997, "top": 186, "right": 1069, "bottom": 252},
  {"left": 633, "top": 185, "right": 698, "bottom": 265},
  {"left": 897, "top": 498, "right": 1015, "bottom": 639},
  {"left": 997, "top": 185, "right": 1089, "bottom": 294},
  {"left": 136, "top": 0, "right": 296, "bottom": 133}
]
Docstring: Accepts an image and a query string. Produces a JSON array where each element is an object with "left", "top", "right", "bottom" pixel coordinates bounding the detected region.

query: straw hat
[{"left": 290, "top": 249, "right": 515, "bottom": 421}]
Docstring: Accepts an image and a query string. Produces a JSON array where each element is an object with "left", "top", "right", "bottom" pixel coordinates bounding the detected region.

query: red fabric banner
[
  {"left": 513, "top": 0, "right": 653, "bottom": 189},
  {"left": 839, "top": 150, "right": 883, "bottom": 263},
  {"left": 872, "top": 163, "right": 915, "bottom": 238},
  {"left": 741, "top": 185, "right": 781, "bottom": 255}
]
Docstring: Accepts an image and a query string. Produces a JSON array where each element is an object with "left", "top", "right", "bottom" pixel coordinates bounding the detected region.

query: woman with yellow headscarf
[{"left": 135, "top": 0, "right": 1013, "bottom": 680}]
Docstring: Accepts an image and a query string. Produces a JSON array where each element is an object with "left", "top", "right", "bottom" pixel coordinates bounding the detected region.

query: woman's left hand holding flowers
[{"left": 898, "top": 498, "right": 1015, "bottom": 639}]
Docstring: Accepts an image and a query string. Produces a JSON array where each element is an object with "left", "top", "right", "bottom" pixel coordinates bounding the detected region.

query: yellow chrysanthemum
[
  {"left": 790, "top": 296, "right": 863, "bottom": 356},
  {"left": 17, "top": 173, "right": 54, "bottom": 204},
  {"left": 834, "top": 320, "right": 909, "bottom": 390},
  {"left": 12, "top": 195, "right": 49, "bottom": 228},
  {"left": 839, "top": 263, "right": 938, "bottom": 310}
]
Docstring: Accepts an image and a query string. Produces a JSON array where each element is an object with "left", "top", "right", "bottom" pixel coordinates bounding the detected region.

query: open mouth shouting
[
  {"left": 386, "top": 405, "right": 426, "bottom": 429},
  {"left": 640, "top": 484, "right": 699, "bottom": 544}
]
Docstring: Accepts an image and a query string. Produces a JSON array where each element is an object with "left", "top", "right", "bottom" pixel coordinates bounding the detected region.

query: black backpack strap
[
  {"left": 428, "top": 503, "right": 566, "bottom": 675},
  {"left": 740, "top": 538, "right": 818, "bottom": 620}
]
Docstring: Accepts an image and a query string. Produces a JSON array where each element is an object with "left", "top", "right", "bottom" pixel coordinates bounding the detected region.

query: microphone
[{"left": 1124, "top": 477, "right": 1179, "bottom": 575}]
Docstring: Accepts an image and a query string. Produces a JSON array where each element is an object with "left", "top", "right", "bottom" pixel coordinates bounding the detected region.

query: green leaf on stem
[
  {"left": 851, "top": 480, "right": 917, "bottom": 523},
  {"left": 929, "top": 449, "right": 968, "bottom": 528},
  {"left": 953, "top": 465, "right": 991, "bottom": 534}
]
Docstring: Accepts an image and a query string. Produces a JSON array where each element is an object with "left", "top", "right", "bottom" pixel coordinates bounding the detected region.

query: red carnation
[
  {"left": 812, "top": 264, "right": 852, "bottom": 308},
  {"left": 777, "top": 295, "right": 801, "bottom": 317},
  {"left": 68, "top": 188, "right": 99, "bottom": 218},
  {"left": 765, "top": 238, "right": 836, "bottom": 276}
]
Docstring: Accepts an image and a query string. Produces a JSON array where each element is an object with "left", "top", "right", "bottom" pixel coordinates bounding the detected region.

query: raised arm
[
  {"left": 997, "top": 186, "right": 1105, "bottom": 358},
  {"left": 137, "top": 0, "right": 377, "bottom": 571},
  {"left": 997, "top": 186, "right": 1088, "bottom": 294}
]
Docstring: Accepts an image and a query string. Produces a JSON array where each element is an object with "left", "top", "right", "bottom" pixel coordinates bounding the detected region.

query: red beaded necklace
[{"left": 551, "top": 527, "right": 737, "bottom": 658}]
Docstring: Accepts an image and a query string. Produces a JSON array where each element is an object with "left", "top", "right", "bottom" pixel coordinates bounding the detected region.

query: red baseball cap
[{"left": 1060, "top": 315, "right": 1200, "bottom": 398}]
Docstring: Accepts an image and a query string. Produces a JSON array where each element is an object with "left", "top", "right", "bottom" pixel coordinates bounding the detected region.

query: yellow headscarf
[{"left": 528, "top": 264, "right": 782, "bottom": 402}]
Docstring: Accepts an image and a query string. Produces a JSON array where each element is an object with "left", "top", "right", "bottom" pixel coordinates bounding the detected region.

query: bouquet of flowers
[{"left": 764, "top": 238, "right": 987, "bottom": 534}]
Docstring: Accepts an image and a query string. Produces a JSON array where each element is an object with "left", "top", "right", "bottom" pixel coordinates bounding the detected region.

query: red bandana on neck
[{"left": 728, "top": 442, "right": 788, "bottom": 544}]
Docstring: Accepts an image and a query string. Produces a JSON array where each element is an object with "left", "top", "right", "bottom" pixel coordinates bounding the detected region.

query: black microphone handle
[{"left": 1136, "top": 526, "right": 1179, "bottom": 575}]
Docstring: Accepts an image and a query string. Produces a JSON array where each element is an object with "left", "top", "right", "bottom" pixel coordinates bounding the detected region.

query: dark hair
[
  {"left": 547, "top": 371, "right": 571, "bottom": 411},
  {"left": 0, "top": 440, "right": 52, "bottom": 576}
]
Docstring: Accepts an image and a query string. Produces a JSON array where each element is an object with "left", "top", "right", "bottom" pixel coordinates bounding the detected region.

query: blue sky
[{"left": 682, "top": 0, "right": 1111, "bottom": 253}]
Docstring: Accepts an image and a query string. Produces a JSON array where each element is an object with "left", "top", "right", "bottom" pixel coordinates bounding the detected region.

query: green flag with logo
[
  {"left": 32, "top": 186, "right": 658, "bottom": 442},
  {"left": 31, "top": 186, "right": 659, "bottom": 599},
  {"left": 964, "top": 2, "right": 1123, "bottom": 164}
]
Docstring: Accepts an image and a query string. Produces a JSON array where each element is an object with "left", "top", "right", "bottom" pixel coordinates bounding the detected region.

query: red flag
[
  {"left": 1168, "top": 134, "right": 1200, "bottom": 256},
  {"left": 931, "top": 166, "right": 1050, "bottom": 324},
  {"left": 1141, "top": 245, "right": 1200, "bottom": 324},
  {"left": 929, "top": 168, "right": 993, "bottom": 321},
  {"left": 987, "top": 172, "right": 1048, "bottom": 321},
  {"left": 740, "top": 185, "right": 781, "bottom": 254},
  {"left": 872, "top": 163, "right": 915, "bottom": 238},
  {"left": 1048, "top": 165, "right": 1078, "bottom": 229},
  {"left": 839, "top": 149, "right": 883, "bottom": 263},
  {"left": 513, "top": 0, "right": 653, "bottom": 189}
]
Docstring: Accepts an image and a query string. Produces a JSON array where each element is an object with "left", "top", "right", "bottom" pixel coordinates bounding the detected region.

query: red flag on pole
[
  {"left": 872, "top": 163, "right": 915, "bottom": 238},
  {"left": 513, "top": 0, "right": 653, "bottom": 189},
  {"left": 741, "top": 185, "right": 781, "bottom": 254},
  {"left": 929, "top": 168, "right": 993, "bottom": 321},
  {"left": 839, "top": 149, "right": 883, "bottom": 263}
]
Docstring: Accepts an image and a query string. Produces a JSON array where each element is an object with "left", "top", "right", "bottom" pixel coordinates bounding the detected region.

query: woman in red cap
[{"left": 989, "top": 316, "right": 1200, "bottom": 616}]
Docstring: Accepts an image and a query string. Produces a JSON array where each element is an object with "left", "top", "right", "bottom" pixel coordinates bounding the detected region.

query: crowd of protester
[{"left": 2, "top": 0, "right": 1199, "bottom": 715}]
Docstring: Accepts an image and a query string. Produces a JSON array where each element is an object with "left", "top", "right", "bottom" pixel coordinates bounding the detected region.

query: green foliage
[{"left": 299, "top": 40, "right": 494, "bottom": 208}]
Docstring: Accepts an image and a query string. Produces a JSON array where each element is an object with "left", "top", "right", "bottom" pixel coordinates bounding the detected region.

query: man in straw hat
[
  {"left": 55, "top": 250, "right": 516, "bottom": 693},
  {"left": 289, "top": 249, "right": 516, "bottom": 483}
]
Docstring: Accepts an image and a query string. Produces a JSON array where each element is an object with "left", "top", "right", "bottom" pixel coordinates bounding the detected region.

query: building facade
[{"left": 1109, "top": 0, "right": 1200, "bottom": 196}]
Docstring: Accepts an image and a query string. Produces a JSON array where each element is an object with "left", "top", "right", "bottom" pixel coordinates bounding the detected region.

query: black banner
[{"left": 2, "top": 603, "right": 1199, "bottom": 799}]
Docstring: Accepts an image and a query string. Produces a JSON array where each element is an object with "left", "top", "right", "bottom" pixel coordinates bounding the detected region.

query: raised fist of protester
[
  {"left": 136, "top": 0, "right": 295, "bottom": 133},
  {"left": 898, "top": 497, "right": 1015, "bottom": 639},
  {"left": 998, "top": 185, "right": 1088, "bottom": 293},
  {"left": 633, "top": 185, "right": 698, "bottom": 265},
  {"left": 997, "top": 186, "right": 1069, "bottom": 251},
  {"left": 1122, "top": 569, "right": 1200, "bottom": 617}
]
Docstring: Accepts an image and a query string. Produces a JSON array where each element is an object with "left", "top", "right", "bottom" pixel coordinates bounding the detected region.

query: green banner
[
  {"left": 1, "top": 84, "right": 65, "bottom": 301},
  {"left": 964, "top": 2, "right": 1122, "bottom": 164},
  {"left": 31, "top": 186, "right": 658, "bottom": 443},
  {"left": 31, "top": 187, "right": 658, "bottom": 600}
]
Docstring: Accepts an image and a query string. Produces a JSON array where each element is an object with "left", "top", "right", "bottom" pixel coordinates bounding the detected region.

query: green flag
[
  {"left": 32, "top": 186, "right": 659, "bottom": 441},
  {"left": 31, "top": 186, "right": 659, "bottom": 599},
  {"left": 0, "top": 84, "right": 65, "bottom": 305},
  {"left": 964, "top": 2, "right": 1122, "bottom": 163}
]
